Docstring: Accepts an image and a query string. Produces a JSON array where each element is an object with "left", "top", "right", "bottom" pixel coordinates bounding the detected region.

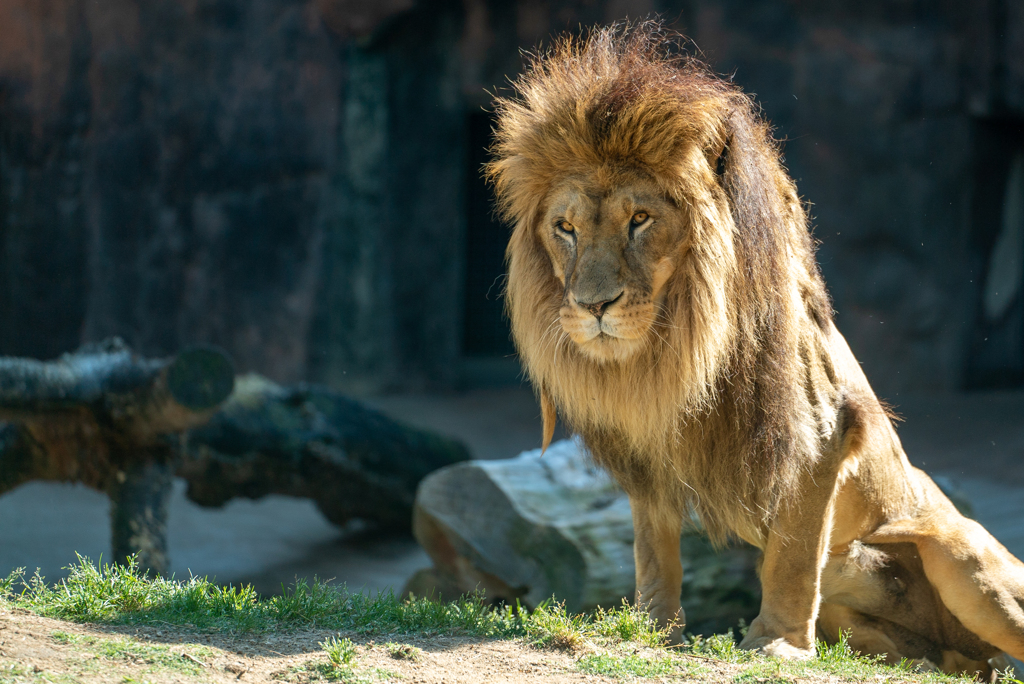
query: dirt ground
[{"left": 2, "top": 603, "right": 712, "bottom": 684}]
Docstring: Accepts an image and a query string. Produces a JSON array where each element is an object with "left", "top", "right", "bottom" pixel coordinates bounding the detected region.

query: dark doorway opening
[
  {"left": 965, "top": 118, "right": 1024, "bottom": 389},
  {"left": 461, "top": 111, "right": 519, "bottom": 385}
]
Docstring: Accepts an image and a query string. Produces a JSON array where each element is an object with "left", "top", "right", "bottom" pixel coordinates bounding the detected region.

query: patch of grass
[
  {"left": 48, "top": 629, "right": 215, "bottom": 677},
  {"left": 383, "top": 642, "right": 422, "bottom": 661},
  {"left": 0, "top": 568, "right": 22, "bottom": 600},
  {"left": 280, "top": 634, "right": 378, "bottom": 683},
  {"left": 5, "top": 558, "right": 672, "bottom": 652},
  {"left": 731, "top": 660, "right": 799, "bottom": 683},
  {"left": 578, "top": 651, "right": 708, "bottom": 678},
  {"left": 4, "top": 556, "right": 523, "bottom": 637},
  {"left": 93, "top": 638, "right": 214, "bottom": 675},
  {"left": 717, "top": 633, "right": 977, "bottom": 684},
  {"left": 590, "top": 600, "right": 666, "bottom": 648},
  {"left": 0, "top": 662, "right": 80, "bottom": 684},
  {"left": 282, "top": 661, "right": 377, "bottom": 683},
  {"left": 321, "top": 636, "right": 358, "bottom": 668},
  {"left": 524, "top": 599, "right": 672, "bottom": 652},
  {"left": 523, "top": 601, "right": 587, "bottom": 650},
  {"left": 49, "top": 630, "right": 84, "bottom": 645},
  {"left": 688, "top": 630, "right": 757, "bottom": 663}
]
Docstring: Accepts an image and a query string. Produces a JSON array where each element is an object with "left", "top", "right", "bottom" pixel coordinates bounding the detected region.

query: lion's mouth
[
  {"left": 558, "top": 309, "right": 651, "bottom": 362},
  {"left": 573, "top": 316, "right": 620, "bottom": 341}
]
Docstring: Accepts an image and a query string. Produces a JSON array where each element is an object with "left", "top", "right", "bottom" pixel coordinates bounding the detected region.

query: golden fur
[
  {"left": 491, "top": 23, "right": 831, "bottom": 541},
  {"left": 489, "top": 23, "right": 1024, "bottom": 677}
]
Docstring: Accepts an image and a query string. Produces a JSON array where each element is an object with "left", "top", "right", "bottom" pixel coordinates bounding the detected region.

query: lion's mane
[{"left": 488, "top": 23, "right": 833, "bottom": 540}]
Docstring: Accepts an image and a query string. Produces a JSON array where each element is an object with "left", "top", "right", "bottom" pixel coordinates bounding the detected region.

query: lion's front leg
[
  {"left": 631, "top": 494, "right": 685, "bottom": 643},
  {"left": 739, "top": 469, "right": 837, "bottom": 658}
]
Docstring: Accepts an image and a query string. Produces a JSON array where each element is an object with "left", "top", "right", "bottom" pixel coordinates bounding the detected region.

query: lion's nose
[{"left": 577, "top": 292, "right": 623, "bottom": 319}]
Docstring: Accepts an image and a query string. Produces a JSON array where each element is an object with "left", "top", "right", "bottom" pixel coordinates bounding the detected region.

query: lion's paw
[{"left": 738, "top": 635, "right": 816, "bottom": 660}]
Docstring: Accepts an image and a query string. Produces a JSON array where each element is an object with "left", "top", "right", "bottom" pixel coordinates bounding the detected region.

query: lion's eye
[
  {"left": 631, "top": 212, "right": 649, "bottom": 226},
  {"left": 557, "top": 220, "right": 575, "bottom": 234}
]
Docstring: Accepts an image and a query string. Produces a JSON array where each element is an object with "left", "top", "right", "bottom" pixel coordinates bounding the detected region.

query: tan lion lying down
[{"left": 486, "top": 22, "right": 1024, "bottom": 679}]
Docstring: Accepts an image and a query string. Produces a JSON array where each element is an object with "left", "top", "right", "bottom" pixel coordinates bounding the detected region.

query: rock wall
[
  {"left": 0, "top": 0, "right": 465, "bottom": 393},
  {"left": 1, "top": 0, "right": 1022, "bottom": 393},
  {"left": 460, "top": 0, "right": 1024, "bottom": 394},
  {"left": 686, "top": 0, "right": 1024, "bottom": 392}
]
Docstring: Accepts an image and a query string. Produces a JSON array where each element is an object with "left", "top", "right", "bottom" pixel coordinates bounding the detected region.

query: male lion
[{"left": 487, "top": 23, "right": 1024, "bottom": 677}]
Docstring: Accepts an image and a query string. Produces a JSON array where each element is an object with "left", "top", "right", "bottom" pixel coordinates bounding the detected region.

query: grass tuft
[
  {"left": 689, "top": 629, "right": 757, "bottom": 663},
  {"left": 590, "top": 599, "right": 666, "bottom": 648},
  {"left": 384, "top": 642, "right": 422, "bottom": 661},
  {"left": 320, "top": 636, "right": 357, "bottom": 668},
  {"left": 0, "top": 567, "right": 23, "bottom": 599},
  {"left": 578, "top": 651, "right": 708, "bottom": 678},
  {"left": 523, "top": 599, "right": 671, "bottom": 652},
  {"left": 523, "top": 601, "right": 587, "bottom": 650},
  {"left": 280, "top": 637, "right": 369, "bottom": 683}
]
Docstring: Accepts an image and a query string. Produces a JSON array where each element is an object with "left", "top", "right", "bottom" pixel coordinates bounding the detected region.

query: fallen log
[
  {"left": 0, "top": 341, "right": 471, "bottom": 577},
  {"left": 179, "top": 374, "right": 472, "bottom": 532},
  {"left": 408, "top": 439, "right": 762, "bottom": 636},
  {"left": 0, "top": 338, "right": 236, "bottom": 574}
]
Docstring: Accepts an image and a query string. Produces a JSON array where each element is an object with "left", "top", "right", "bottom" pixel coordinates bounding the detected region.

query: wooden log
[
  {"left": 410, "top": 439, "right": 762, "bottom": 636},
  {"left": 0, "top": 340, "right": 234, "bottom": 433},
  {"left": 109, "top": 458, "right": 174, "bottom": 576},
  {"left": 179, "top": 375, "right": 472, "bottom": 532},
  {"left": 0, "top": 341, "right": 470, "bottom": 574},
  {"left": 0, "top": 338, "right": 235, "bottom": 574}
]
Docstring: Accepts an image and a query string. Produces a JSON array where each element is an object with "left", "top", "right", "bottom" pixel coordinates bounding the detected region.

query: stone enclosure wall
[{"left": 1, "top": 0, "right": 1022, "bottom": 395}]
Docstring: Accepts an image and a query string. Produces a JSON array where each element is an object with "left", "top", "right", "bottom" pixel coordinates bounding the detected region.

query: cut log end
[{"left": 166, "top": 347, "right": 235, "bottom": 411}]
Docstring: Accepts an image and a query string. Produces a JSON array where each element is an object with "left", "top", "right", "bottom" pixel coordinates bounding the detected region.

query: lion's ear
[{"left": 540, "top": 387, "right": 557, "bottom": 455}]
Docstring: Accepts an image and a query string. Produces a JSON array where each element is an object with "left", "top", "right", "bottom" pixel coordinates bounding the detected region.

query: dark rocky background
[{"left": 1, "top": 0, "right": 1022, "bottom": 396}]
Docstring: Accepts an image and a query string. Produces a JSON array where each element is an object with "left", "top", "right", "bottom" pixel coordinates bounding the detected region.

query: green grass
[
  {"left": 522, "top": 598, "right": 670, "bottom": 651},
  {"left": 0, "top": 557, "right": 1008, "bottom": 684},
  {"left": 280, "top": 660, "right": 375, "bottom": 683},
  {"left": 0, "top": 662, "right": 81, "bottom": 684},
  {"left": 578, "top": 652, "right": 708, "bottom": 678},
  {"left": 48, "top": 630, "right": 217, "bottom": 676},
  {"left": 1, "top": 555, "right": 522, "bottom": 637},
  {"left": 321, "top": 635, "right": 358, "bottom": 668},
  {"left": 383, "top": 641, "right": 422, "bottom": 661},
  {"left": 281, "top": 637, "right": 399, "bottom": 684},
  {"left": 689, "top": 629, "right": 758, "bottom": 663}
]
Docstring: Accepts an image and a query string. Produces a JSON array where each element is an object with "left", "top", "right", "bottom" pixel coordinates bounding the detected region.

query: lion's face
[{"left": 539, "top": 169, "right": 681, "bottom": 362}]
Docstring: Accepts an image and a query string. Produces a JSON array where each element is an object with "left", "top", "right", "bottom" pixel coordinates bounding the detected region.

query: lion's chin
[{"left": 575, "top": 333, "right": 645, "bottom": 363}]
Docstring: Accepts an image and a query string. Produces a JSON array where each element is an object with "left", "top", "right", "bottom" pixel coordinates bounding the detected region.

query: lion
[{"left": 487, "top": 23, "right": 1024, "bottom": 678}]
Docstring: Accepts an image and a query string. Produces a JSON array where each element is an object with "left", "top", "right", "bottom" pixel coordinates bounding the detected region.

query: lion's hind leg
[
  {"left": 821, "top": 539, "right": 1005, "bottom": 678},
  {"left": 817, "top": 603, "right": 996, "bottom": 680},
  {"left": 818, "top": 603, "right": 939, "bottom": 668},
  {"left": 865, "top": 516, "right": 1024, "bottom": 664}
]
